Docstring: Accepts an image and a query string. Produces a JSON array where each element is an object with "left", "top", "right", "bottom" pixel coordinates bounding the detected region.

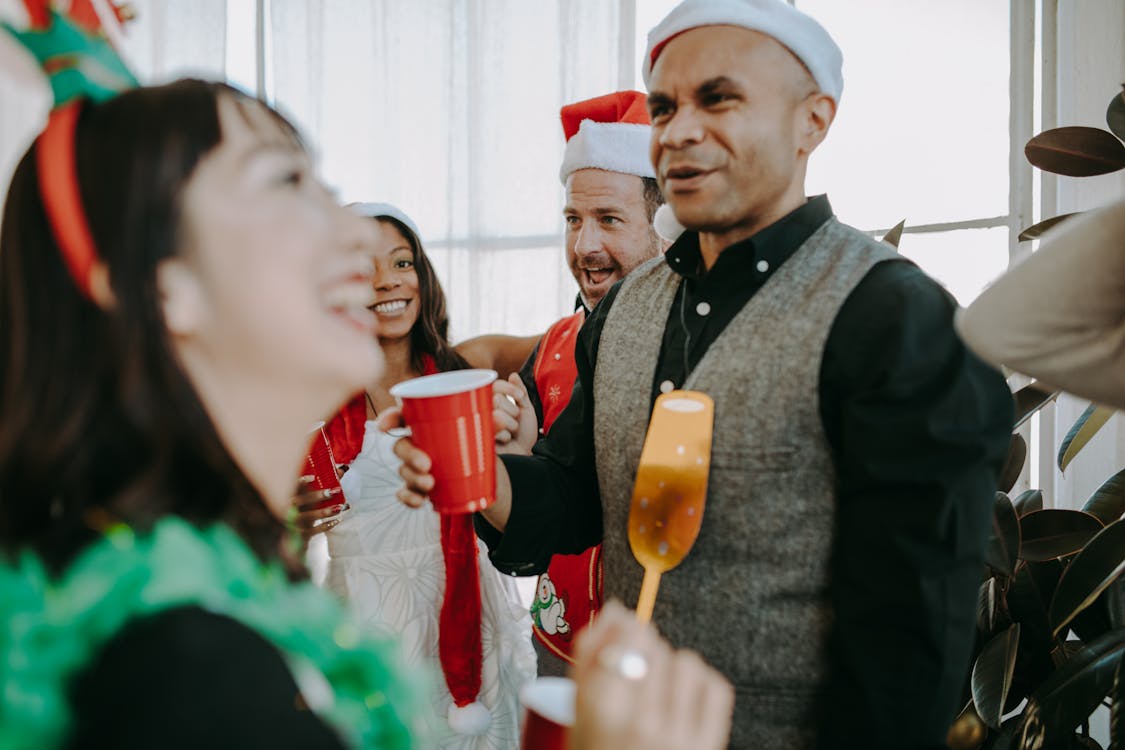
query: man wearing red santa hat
[{"left": 516, "top": 90, "right": 671, "bottom": 678}]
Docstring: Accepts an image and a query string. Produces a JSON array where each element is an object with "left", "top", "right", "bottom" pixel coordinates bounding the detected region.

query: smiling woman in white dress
[{"left": 300, "top": 203, "right": 535, "bottom": 749}]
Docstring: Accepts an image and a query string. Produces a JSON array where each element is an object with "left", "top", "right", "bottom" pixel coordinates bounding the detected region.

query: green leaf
[
  {"left": 973, "top": 624, "right": 1021, "bottom": 729},
  {"left": 987, "top": 492, "right": 1022, "bottom": 576},
  {"left": 1107, "top": 85, "right": 1125, "bottom": 141},
  {"left": 1013, "top": 489, "right": 1044, "bottom": 517},
  {"left": 1108, "top": 577, "right": 1125, "bottom": 630},
  {"left": 977, "top": 577, "right": 998, "bottom": 638},
  {"left": 1049, "top": 520, "right": 1125, "bottom": 637},
  {"left": 1025, "top": 126, "right": 1125, "bottom": 176},
  {"left": 1070, "top": 594, "right": 1116, "bottom": 644},
  {"left": 1019, "top": 510, "right": 1104, "bottom": 562},
  {"left": 1083, "top": 468, "right": 1125, "bottom": 526},
  {"left": 1008, "top": 561, "right": 1058, "bottom": 656},
  {"left": 999, "top": 433, "right": 1027, "bottom": 494},
  {"left": 980, "top": 718, "right": 1017, "bottom": 750},
  {"left": 1005, "top": 562, "right": 1063, "bottom": 703},
  {"left": 1014, "top": 383, "right": 1059, "bottom": 429},
  {"left": 1019, "top": 629, "right": 1125, "bottom": 748},
  {"left": 881, "top": 219, "right": 906, "bottom": 250},
  {"left": 1059, "top": 405, "right": 1116, "bottom": 472},
  {"left": 1018, "top": 213, "right": 1082, "bottom": 242}
]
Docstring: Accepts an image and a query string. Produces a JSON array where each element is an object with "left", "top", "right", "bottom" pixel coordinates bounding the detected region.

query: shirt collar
[{"left": 664, "top": 195, "right": 834, "bottom": 280}]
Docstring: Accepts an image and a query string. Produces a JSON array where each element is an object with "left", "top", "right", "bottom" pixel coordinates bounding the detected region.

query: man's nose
[
  {"left": 658, "top": 106, "right": 704, "bottom": 150},
  {"left": 575, "top": 223, "right": 604, "bottom": 255}
]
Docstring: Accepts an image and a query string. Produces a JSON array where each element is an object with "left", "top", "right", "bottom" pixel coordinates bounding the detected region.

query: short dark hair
[
  {"left": 372, "top": 217, "right": 469, "bottom": 374},
  {"left": 641, "top": 177, "right": 665, "bottom": 223},
  {"left": 0, "top": 80, "right": 296, "bottom": 574}
]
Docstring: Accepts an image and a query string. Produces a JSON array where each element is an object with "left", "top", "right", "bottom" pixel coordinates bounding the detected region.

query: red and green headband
[{"left": 2, "top": 0, "right": 137, "bottom": 300}]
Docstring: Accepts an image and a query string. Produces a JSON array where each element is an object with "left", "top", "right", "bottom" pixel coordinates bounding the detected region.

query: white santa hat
[
  {"left": 559, "top": 90, "right": 656, "bottom": 184},
  {"left": 643, "top": 0, "right": 844, "bottom": 104},
  {"left": 348, "top": 202, "right": 422, "bottom": 239}
]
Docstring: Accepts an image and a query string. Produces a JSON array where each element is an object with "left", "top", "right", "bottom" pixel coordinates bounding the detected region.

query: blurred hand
[
  {"left": 290, "top": 479, "right": 348, "bottom": 545},
  {"left": 492, "top": 373, "right": 538, "bottom": 455},
  {"left": 569, "top": 601, "right": 733, "bottom": 750},
  {"left": 376, "top": 407, "right": 433, "bottom": 509}
]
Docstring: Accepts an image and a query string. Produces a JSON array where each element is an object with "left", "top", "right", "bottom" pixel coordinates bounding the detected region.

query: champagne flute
[{"left": 627, "top": 391, "right": 714, "bottom": 623}]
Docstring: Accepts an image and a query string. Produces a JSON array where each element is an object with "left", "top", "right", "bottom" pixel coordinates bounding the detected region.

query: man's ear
[
  {"left": 798, "top": 93, "right": 837, "bottom": 156},
  {"left": 157, "top": 258, "right": 206, "bottom": 336}
]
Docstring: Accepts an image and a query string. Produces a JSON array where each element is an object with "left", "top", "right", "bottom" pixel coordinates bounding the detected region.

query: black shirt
[
  {"left": 67, "top": 607, "right": 347, "bottom": 749},
  {"left": 480, "top": 196, "right": 1013, "bottom": 749}
]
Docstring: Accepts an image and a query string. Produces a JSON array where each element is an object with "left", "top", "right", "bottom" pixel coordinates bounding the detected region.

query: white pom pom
[
  {"left": 653, "top": 203, "right": 686, "bottom": 242},
  {"left": 448, "top": 701, "right": 492, "bottom": 735}
]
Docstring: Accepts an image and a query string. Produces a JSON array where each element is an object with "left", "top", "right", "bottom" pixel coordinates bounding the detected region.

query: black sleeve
[
  {"left": 518, "top": 340, "right": 546, "bottom": 430},
  {"left": 66, "top": 606, "right": 347, "bottom": 750},
  {"left": 474, "top": 284, "right": 623, "bottom": 575},
  {"left": 816, "top": 262, "right": 1014, "bottom": 750}
]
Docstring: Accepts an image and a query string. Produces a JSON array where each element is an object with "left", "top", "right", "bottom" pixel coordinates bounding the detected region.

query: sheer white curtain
[
  {"left": 116, "top": 0, "right": 229, "bottom": 82},
  {"left": 267, "top": 0, "right": 633, "bottom": 340},
  {"left": 0, "top": 1, "right": 630, "bottom": 338}
]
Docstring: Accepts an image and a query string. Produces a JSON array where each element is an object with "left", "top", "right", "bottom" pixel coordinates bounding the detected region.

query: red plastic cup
[
  {"left": 302, "top": 422, "right": 343, "bottom": 510},
  {"left": 519, "top": 677, "right": 575, "bottom": 750},
  {"left": 389, "top": 369, "right": 497, "bottom": 514}
]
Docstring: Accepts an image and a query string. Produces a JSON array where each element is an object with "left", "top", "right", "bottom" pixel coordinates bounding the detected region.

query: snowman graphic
[{"left": 530, "top": 573, "right": 571, "bottom": 636}]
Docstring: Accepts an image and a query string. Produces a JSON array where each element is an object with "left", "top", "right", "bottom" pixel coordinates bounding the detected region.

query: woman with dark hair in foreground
[{"left": 0, "top": 77, "right": 418, "bottom": 748}]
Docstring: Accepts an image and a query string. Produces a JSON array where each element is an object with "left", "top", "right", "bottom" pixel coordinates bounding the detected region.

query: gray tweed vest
[{"left": 592, "top": 218, "right": 901, "bottom": 749}]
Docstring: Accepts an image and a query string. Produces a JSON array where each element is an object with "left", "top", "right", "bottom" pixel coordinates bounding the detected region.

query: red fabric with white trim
[
  {"left": 531, "top": 311, "right": 603, "bottom": 664},
  {"left": 323, "top": 356, "right": 488, "bottom": 723}
]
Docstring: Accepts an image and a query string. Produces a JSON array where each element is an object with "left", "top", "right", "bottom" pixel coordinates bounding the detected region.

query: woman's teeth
[{"left": 373, "top": 300, "right": 409, "bottom": 314}]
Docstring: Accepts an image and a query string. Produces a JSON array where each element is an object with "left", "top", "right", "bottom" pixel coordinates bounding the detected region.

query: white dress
[{"left": 323, "top": 422, "right": 536, "bottom": 749}]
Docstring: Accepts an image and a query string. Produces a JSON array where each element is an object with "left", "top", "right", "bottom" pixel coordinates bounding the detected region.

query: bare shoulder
[{"left": 455, "top": 333, "right": 543, "bottom": 378}]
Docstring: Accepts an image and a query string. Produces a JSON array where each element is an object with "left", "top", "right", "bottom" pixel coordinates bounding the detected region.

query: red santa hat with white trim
[{"left": 558, "top": 90, "right": 656, "bottom": 184}]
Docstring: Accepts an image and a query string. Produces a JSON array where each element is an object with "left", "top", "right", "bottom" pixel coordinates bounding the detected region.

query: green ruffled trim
[{"left": 0, "top": 518, "right": 421, "bottom": 749}]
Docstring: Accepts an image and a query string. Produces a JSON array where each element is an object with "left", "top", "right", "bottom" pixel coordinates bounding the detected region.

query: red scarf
[{"left": 324, "top": 355, "right": 488, "bottom": 728}]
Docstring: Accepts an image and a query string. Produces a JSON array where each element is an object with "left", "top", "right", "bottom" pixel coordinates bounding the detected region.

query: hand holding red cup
[
  {"left": 388, "top": 369, "right": 498, "bottom": 514},
  {"left": 301, "top": 422, "right": 344, "bottom": 509}
]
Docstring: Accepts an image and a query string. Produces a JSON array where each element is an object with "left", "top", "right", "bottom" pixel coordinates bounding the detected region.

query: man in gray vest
[{"left": 390, "top": 1, "right": 1013, "bottom": 747}]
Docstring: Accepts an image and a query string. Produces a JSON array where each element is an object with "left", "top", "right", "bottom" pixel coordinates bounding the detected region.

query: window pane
[
  {"left": 896, "top": 226, "right": 1009, "bottom": 305},
  {"left": 633, "top": 0, "right": 685, "bottom": 90},
  {"left": 433, "top": 244, "right": 574, "bottom": 340},
  {"left": 797, "top": 0, "right": 1010, "bottom": 228}
]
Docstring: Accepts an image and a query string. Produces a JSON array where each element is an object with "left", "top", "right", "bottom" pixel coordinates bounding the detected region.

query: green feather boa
[{"left": 0, "top": 518, "right": 421, "bottom": 749}]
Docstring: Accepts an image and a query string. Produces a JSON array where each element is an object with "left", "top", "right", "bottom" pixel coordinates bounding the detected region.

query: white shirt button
[
  {"left": 695, "top": 301, "right": 711, "bottom": 316},
  {"left": 756, "top": 259, "right": 770, "bottom": 273},
  {"left": 660, "top": 380, "right": 675, "bottom": 393},
  {"left": 554, "top": 353, "right": 562, "bottom": 360}
]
